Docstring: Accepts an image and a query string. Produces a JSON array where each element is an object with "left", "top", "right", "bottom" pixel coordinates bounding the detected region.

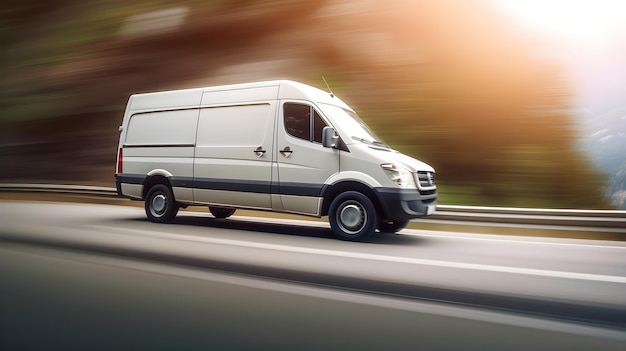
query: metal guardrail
[
  {"left": 437, "top": 204, "right": 626, "bottom": 218},
  {"left": 1, "top": 183, "right": 625, "bottom": 229},
  {"left": 0, "top": 183, "right": 120, "bottom": 198},
  {"left": 429, "top": 208, "right": 626, "bottom": 229}
]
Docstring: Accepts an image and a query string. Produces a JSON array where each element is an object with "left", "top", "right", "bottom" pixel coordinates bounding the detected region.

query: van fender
[
  {"left": 325, "top": 171, "right": 382, "bottom": 188},
  {"left": 147, "top": 169, "right": 173, "bottom": 178},
  {"left": 141, "top": 170, "right": 174, "bottom": 199},
  {"left": 320, "top": 171, "right": 383, "bottom": 217}
]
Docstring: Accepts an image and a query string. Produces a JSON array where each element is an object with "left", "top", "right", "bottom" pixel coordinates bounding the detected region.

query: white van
[{"left": 115, "top": 80, "right": 436, "bottom": 241}]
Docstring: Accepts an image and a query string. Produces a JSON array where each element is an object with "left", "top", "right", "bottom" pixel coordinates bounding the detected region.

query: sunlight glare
[{"left": 488, "top": 0, "right": 626, "bottom": 46}]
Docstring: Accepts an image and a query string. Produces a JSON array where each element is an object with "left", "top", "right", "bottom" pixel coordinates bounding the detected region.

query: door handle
[
  {"left": 280, "top": 146, "right": 293, "bottom": 157},
  {"left": 254, "top": 146, "right": 266, "bottom": 157}
]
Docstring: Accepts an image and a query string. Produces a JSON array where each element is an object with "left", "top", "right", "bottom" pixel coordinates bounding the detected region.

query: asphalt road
[{"left": 1, "top": 201, "right": 625, "bottom": 350}]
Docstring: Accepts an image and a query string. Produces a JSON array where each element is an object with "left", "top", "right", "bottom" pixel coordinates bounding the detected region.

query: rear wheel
[
  {"left": 145, "top": 184, "right": 179, "bottom": 223},
  {"left": 209, "top": 206, "right": 236, "bottom": 219},
  {"left": 378, "top": 220, "right": 409, "bottom": 233},
  {"left": 329, "top": 191, "right": 378, "bottom": 241}
]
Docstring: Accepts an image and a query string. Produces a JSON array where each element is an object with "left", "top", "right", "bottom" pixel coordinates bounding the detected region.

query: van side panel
[
  {"left": 125, "top": 110, "right": 198, "bottom": 146},
  {"left": 122, "top": 109, "right": 199, "bottom": 202},
  {"left": 193, "top": 102, "right": 277, "bottom": 209}
]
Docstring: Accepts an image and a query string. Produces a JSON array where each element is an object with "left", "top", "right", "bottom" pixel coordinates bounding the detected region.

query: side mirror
[{"left": 322, "top": 126, "right": 339, "bottom": 148}]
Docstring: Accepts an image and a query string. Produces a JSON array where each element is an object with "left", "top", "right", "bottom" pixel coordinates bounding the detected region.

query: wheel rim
[
  {"left": 151, "top": 193, "right": 167, "bottom": 217},
  {"left": 338, "top": 200, "right": 366, "bottom": 234}
]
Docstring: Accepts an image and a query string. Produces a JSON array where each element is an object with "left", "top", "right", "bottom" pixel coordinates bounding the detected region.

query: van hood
[
  {"left": 385, "top": 148, "right": 435, "bottom": 173},
  {"left": 352, "top": 144, "right": 435, "bottom": 173}
]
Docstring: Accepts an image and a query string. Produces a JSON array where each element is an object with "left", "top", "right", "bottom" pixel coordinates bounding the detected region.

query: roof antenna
[{"left": 322, "top": 76, "right": 335, "bottom": 98}]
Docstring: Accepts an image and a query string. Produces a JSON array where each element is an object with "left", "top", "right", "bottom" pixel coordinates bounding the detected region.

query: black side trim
[
  {"left": 192, "top": 178, "right": 272, "bottom": 194},
  {"left": 170, "top": 177, "right": 194, "bottom": 188},
  {"left": 123, "top": 144, "right": 195, "bottom": 148},
  {"left": 116, "top": 173, "right": 326, "bottom": 197},
  {"left": 278, "top": 182, "right": 326, "bottom": 197},
  {"left": 116, "top": 174, "right": 145, "bottom": 185},
  {"left": 191, "top": 178, "right": 325, "bottom": 197}
]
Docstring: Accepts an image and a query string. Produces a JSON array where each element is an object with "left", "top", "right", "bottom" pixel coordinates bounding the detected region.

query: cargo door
[
  {"left": 275, "top": 101, "right": 339, "bottom": 215},
  {"left": 193, "top": 102, "right": 276, "bottom": 209}
]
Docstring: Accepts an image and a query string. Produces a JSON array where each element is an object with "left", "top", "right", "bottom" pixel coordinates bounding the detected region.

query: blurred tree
[
  {"left": 317, "top": 0, "right": 609, "bottom": 208},
  {"left": 0, "top": 0, "right": 610, "bottom": 208}
]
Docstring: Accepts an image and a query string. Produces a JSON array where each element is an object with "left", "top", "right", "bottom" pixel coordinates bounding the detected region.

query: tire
[
  {"left": 378, "top": 220, "right": 409, "bottom": 233},
  {"left": 145, "top": 184, "right": 179, "bottom": 223},
  {"left": 329, "top": 191, "right": 378, "bottom": 241},
  {"left": 209, "top": 206, "right": 236, "bottom": 219}
]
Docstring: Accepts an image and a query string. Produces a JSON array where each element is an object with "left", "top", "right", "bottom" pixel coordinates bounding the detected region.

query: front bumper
[{"left": 374, "top": 187, "right": 437, "bottom": 222}]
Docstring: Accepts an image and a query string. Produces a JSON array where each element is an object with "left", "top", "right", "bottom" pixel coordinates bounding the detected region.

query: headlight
[{"left": 381, "top": 163, "right": 416, "bottom": 188}]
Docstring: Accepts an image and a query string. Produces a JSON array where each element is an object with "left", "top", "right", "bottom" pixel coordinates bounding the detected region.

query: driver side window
[{"left": 284, "top": 103, "right": 327, "bottom": 143}]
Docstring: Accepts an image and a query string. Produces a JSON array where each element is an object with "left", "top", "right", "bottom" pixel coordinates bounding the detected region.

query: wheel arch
[
  {"left": 142, "top": 175, "right": 173, "bottom": 200},
  {"left": 321, "top": 181, "right": 383, "bottom": 218}
]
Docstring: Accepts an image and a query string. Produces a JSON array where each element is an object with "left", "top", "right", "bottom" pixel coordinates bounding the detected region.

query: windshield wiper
[
  {"left": 352, "top": 136, "right": 371, "bottom": 144},
  {"left": 352, "top": 136, "right": 387, "bottom": 147}
]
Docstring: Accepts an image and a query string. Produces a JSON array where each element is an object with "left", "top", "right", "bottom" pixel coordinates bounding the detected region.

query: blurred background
[{"left": 1, "top": 0, "right": 624, "bottom": 209}]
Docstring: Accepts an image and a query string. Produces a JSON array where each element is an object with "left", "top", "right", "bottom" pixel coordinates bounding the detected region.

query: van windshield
[{"left": 318, "top": 103, "right": 388, "bottom": 148}]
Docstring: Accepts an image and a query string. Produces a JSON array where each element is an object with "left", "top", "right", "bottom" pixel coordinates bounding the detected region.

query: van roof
[{"left": 128, "top": 80, "right": 351, "bottom": 113}]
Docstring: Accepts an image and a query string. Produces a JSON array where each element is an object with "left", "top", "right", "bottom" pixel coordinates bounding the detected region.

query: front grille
[
  {"left": 417, "top": 171, "right": 436, "bottom": 189},
  {"left": 419, "top": 189, "right": 437, "bottom": 197}
]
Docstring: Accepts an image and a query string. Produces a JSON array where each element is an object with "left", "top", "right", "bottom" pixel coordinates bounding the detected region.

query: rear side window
[{"left": 284, "top": 103, "right": 327, "bottom": 143}]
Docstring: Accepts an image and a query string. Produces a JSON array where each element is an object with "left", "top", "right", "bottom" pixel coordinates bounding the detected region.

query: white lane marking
[
  {"left": 208, "top": 214, "right": 626, "bottom": 249},
  {"left": 416, "top": 218, "right": 626, "bottom": 234},
  {"left": 402, "top": 229, "right": 626, "bottom": 249},
  {"left": 88, "top": 224, "right": 626, "bottom": 284},
  {"left": 8, "top": 245, "right": 625, "bottom": 342}
]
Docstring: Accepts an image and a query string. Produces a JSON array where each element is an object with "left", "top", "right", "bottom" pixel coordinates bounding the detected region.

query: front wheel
[
  {"left": 145, "top": 184, "right": 179, "bottom": 223},
  {"left": 329, "top": 191, "right": 378, "bottom": 241}
]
